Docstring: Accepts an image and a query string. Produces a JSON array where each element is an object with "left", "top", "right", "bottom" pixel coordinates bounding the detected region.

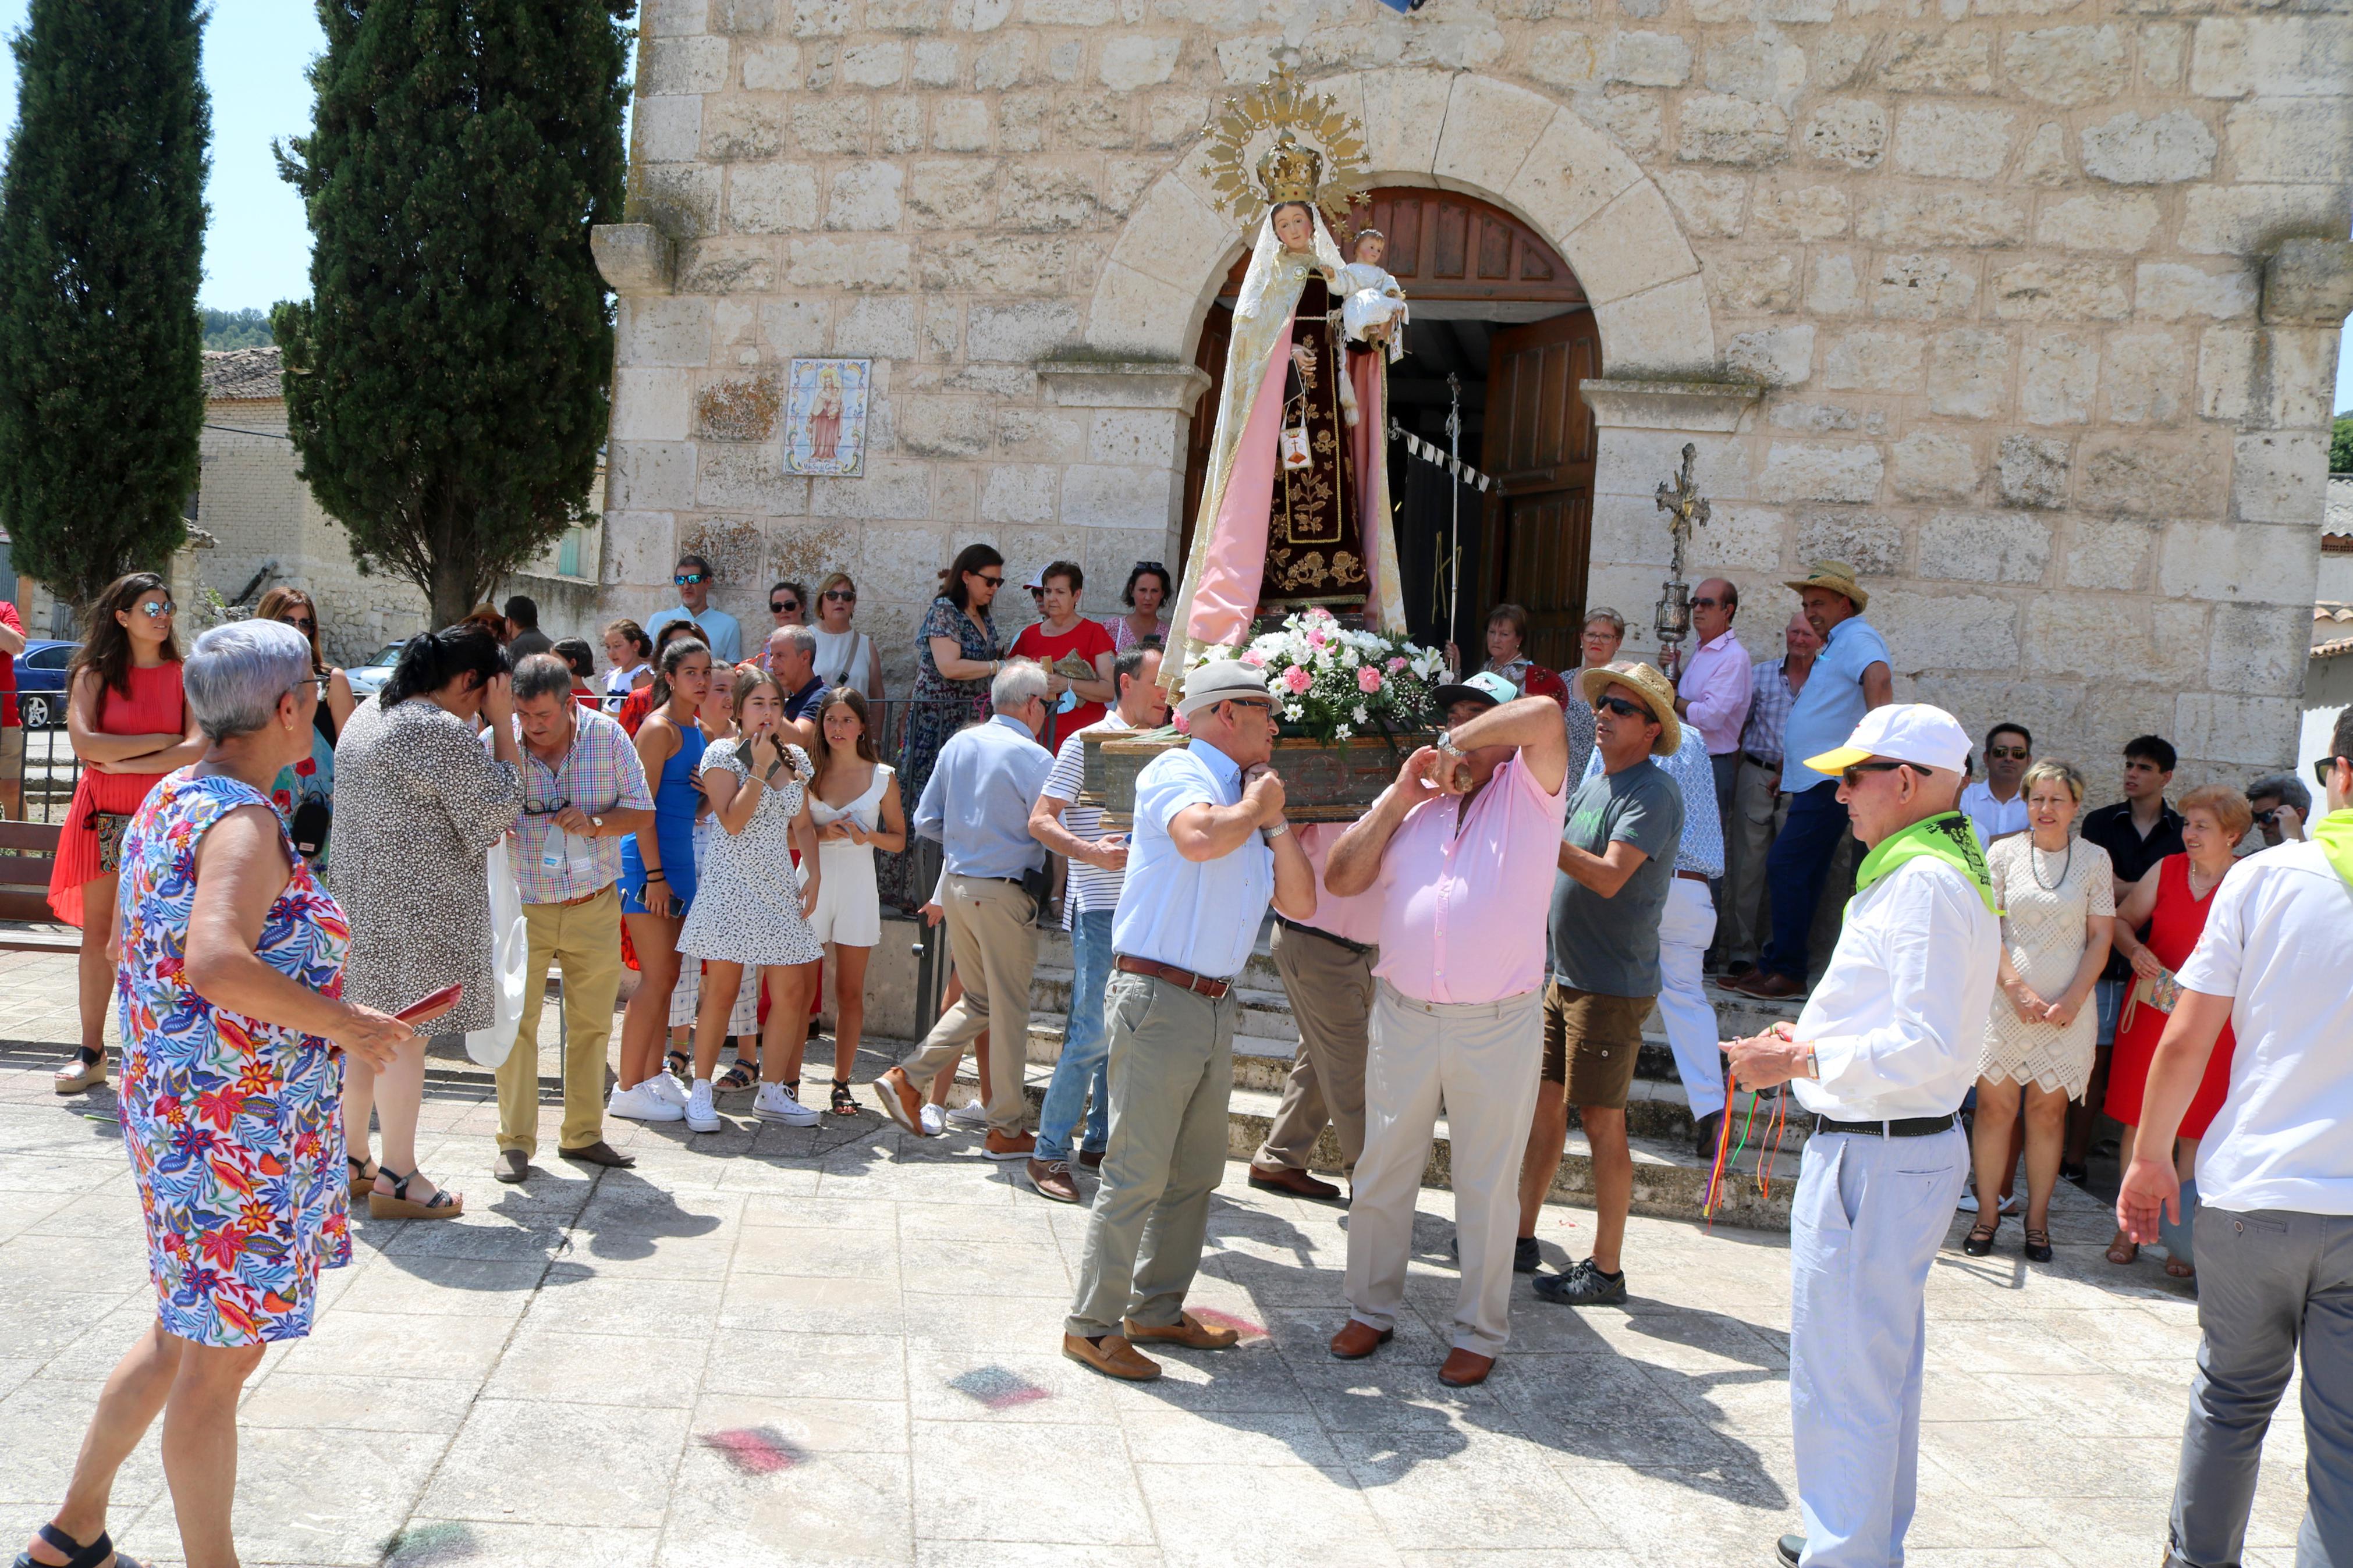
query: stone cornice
[
  {"left": 1579, "top": 379, "right": 1761, "bottom": 434},
  {"left": 1038, "top": 360, "right": 1214, "bottom": 413}
]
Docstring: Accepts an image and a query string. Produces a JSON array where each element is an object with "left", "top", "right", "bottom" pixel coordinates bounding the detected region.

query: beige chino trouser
[
  {"left": 1067, "top": 972, "right": 1237, "bottom": 1339},
  {"left": 495, "top": 886, "right": 624, "bottom": 1156},
  {"left": 893, "top": 873, "right": 1038, "bottom": 1136},
  {"left": 1255, "top": 922, "right": 1376, "bottom": 1177},
  {"left": 1344, "top": 981, "right": 1545, "bottom": 1359}
]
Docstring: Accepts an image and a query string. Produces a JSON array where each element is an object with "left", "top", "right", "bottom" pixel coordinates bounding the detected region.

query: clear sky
[{"left": 0, "top": 2, "right": 2349, "bottom": 414}]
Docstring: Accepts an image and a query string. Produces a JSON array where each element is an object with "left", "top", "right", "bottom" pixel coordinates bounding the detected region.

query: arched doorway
[{"left": 1178, "top": 187, "right": 1602, "bottom": 669}]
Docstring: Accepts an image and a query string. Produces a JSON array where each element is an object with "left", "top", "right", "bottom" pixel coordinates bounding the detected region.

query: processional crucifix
[{"left": 1651, "top": 442, "right": 1710, "bottom": 678}]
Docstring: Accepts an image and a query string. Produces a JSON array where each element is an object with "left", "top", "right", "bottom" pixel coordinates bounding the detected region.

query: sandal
[
  {"left": 368, "top": 1167, "right": 464, "bottom": 1222},
  {"left": 2023, "top": 1227, "right": 2054, "bottom": 1263},
  {"left": 715, "top": 1061, "right": 757, "bottom": 1094},
  {"left": 52, "top": 1047, "right": 106, "bottom": 1096},
  {"left": 665, "top": 1050, "right": 690, "bottom": 1082},
  {"left": 1962, "top": 1221, "right": 1999, "bottom": 1257},
  {"left": 2105, "top": 1230, "right": 2139, "bottom": 1266},
  {"left": 829, "top": 1079, "right": 857, "bottom": 1117},
  {"left": 346, "top": 1153, "right": 379, "bottom": 1200},
  {"left": 13, "top": 1523, "right": 144, "bottom": 1568},
  {"left": 2165, "top": 1254, "right": 2195, "bottom": 1279}
]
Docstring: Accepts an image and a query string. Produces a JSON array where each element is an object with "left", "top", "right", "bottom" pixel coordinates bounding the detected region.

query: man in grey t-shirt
[{"left": 1518, "top": 662, "right": 1684, "bottom": 1308}]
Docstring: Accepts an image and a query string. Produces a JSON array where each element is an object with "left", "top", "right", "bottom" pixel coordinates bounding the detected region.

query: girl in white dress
[
  {"left": 676, "top": 667, "right": 827, "bottom": 1132},
  {"left": 807, "top": 688, "right": 908, "bottom": 1115},
  {"left": 669, "top": 668, "right": 757, "bottom": 1089},
  {"left": 601, "top": 618, "right": 654, "bottom": 712}
]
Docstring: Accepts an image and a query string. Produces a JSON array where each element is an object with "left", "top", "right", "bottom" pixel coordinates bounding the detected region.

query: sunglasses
[
  {"left": 1222, "top": 698, "right": 1275, "bottom": 717},
  {"left": 1691, "top": 596, "right": 1724, "bottom": 610},
  {"left": 975, "top": 573, "right": 1005, "bottom": 588},
  {"left": 137, "top": 599, "right": 176, "bottom": 618},
  {"left": 280, "top": 616, "right": 317, "bottom": 633},
  {"left": 1988, "top": 746, "right": 2028, "bottom": 760},
  {"left": 1592, "top": 695, "right": 1646, "bottom": 719},
  {"left": 824, "top": 588, "right": 856, "bottom": 602},
  {"left": 675, "top": 572, "right": 707, "bottom": 586},
  {"left": 1840, "top": 760, "right": 1908, "bottom": 788},
  {"left": 2318, "top": 757, "right": 2346, "bottom": 790},
  {"left": 770, "top": 599, "right": 799, "bottom": 614}
]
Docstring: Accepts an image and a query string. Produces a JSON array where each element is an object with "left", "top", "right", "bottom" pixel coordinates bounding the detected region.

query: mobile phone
[{"left": 395, "top": 983, "right": 463, "bottom": 1023}]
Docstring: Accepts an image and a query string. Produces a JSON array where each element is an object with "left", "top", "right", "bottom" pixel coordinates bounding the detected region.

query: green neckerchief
[
  {"left": 1852, "top": 810, "right": 1999, "bottom": 915},
  {"left": 2314, "top": 809, "right": 2353, "bottom": 896}
]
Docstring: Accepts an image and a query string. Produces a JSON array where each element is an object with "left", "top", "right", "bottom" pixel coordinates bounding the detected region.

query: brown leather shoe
[
  {"left": 1439, "top": 1347, "right": 1496, "bottom": 1386},
  {"left": 1062, "top": 1332, "right": 1162, "bottom": 1381},
  {"left": 1730, "top": 971, "right": 1807, "bottom": 1001},
  {"left": 871, "top": 1068, "right": 928, "bottom": 1135},
  {"left": 493, "top": 1148, "right": 528, "bottom": 1183},
  {"left": 1328, "top": 1318, "right": 1394, "bottom": 1360},
  {"left": 983, "top": 1129, "right": 1036, "bottom": 1162},
  {"left": 1248, "top": 1163, "right": 1343, "bottom": 1201},
  {"left": 558, "top": 1139, "right": 637, "bottom": 1168},
  {"left": 1078, "top": 1148, "right": 1104, "bottom": 1170},
  {"left": 1027, "top": 1157, "right": 1081, "bottom": 1203},
  {"left": 1123, "top": 1310, "right": 1240, "bottom": 1350}
]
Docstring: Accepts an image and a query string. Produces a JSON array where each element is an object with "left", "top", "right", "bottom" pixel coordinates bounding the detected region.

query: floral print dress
[{"left": 116, "top": 769, "right": 353, "bottom": 1346}]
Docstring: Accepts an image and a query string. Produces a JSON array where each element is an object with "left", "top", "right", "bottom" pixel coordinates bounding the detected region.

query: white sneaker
[
  {"left": 685, "top": 1079, "right": 722, "bottom": 1133},
  {"left": 648, "top": 1069, "right": 690, "bottom": 1107},
  {"left": 609, "top": 1080, "right": 685, "bottom": 1123},
  {"left": 946, "top": 1098, "right": 988, "bottom": 1129},
  {"left": 920, "top": 1104, "right": 946, "bottom": 1136},
  {"left": 754, "top": 1082, "right": 821, "bottom": 1127}
]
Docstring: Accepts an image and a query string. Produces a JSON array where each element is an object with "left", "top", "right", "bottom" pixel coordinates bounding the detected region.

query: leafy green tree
[
  {"left": 0, "top": 0, "right": 207, "bottom": 609},
  {"left": 201, "top": 307, "right": 275, "bottom": 350},
  {"left": 274, "top": 0, "right": 631, "bottom": 627},
  {"left": 2331, "top": 413, "right": 2353, "bottom": 477}
]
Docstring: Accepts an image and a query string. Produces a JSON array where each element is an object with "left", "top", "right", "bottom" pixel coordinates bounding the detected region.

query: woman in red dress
[
  {"left": 2100, "top": 783, "right": 2252, "bottom": 1277},
  {"left": 49, "top": 573, "right": 205, "bottom": 1094}
]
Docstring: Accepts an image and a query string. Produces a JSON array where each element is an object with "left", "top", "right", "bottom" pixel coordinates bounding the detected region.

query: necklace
[{"left": 2030, "top": 836, "right": 2072, "bottom": 891}]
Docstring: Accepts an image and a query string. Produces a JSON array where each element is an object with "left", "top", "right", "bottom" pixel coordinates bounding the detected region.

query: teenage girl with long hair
[
  {"left": 50, "top": 573, "right": 204, "bottom": 1095},
  {"left": 253, "top": 585, "right": 356, "bottom": 865},
  {"left": 807, "top": 688, "right": 906, "bottom": 1114}
]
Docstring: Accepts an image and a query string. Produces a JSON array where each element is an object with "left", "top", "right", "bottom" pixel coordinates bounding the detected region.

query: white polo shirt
[{"left": 2178, "top": 841, "right": 2353, "bottom": 1215}]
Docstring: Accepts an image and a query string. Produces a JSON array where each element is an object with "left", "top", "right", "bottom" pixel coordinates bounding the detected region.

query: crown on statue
[{"left": 1255, "top": 131, "right": 1324, "bottom": 207}]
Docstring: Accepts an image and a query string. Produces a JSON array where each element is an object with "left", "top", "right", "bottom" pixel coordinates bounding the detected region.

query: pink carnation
[
  {"left": 1240, "top": 649, "right": 1268, "bottom": 667},
  {"left": 1171, "top": 710, "right": 1190, "bottom": 734},
  {"left": 1307, "top": 630, "right": 1329, "bottom": 649},
  {"left": 1355, "top": 664, "right": 1383, "bottom": 694},
  {"left": 1283, "top": 665, "right": 1312, "bottom": 694},
  {"left": 1386, "top": 656, "right": 1408, "bottom": 673}
]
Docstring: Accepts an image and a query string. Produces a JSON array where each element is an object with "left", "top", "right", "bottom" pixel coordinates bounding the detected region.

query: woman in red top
[
  {"left": 617, "top": 620, "right": 706, "bottom": 734},
  {"left": 1008, "top": 560, "right": 1115, "bottom": 752},
  {"left": 2100, "top": 783, "right": 2250, "bottom": 1277},
  {"left": 50, "top": 573, "right": 205, "bottom": 1094}
]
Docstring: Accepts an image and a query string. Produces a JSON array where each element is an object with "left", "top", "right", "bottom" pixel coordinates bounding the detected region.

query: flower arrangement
[{"left": 1190, "top": 606, "right": 1448, "bottom": 745}]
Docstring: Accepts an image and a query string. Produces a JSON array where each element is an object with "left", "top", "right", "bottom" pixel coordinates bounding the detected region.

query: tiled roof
[
  {"left": 2317, "top": 602, "right": 2353, "bottom": 660},
  {"left": 201, "top": 347, "right": 283, "bottom": 401}
]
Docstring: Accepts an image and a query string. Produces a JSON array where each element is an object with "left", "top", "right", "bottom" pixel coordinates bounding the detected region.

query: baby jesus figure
[{"left": 1336, "top": 228, "right": 1408, "bottom": 361}]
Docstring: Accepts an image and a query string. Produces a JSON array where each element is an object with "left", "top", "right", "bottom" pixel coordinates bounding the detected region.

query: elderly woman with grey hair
[
  {"left": 13, "top": 621, "right": 442, "bottom": 1568},
  {"left": 331, "top": 622, "right": 522, "bottom": 1221}
]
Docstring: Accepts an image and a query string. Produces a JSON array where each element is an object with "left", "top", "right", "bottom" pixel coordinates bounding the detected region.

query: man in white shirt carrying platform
[
  {"left": 1726, "top": 703, "right": 2000, "bottom": 1568},
  {"left": 2119, "top": 709, "right": 2353, "bottom": 1568}
]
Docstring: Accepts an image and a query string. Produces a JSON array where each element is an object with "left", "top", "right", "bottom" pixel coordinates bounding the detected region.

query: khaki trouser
[
  {"left": 1344, "top": 982, "right": 1545, "bottom": 1358},
  {"left": 495, "top": 886, "right": 624, "bottom": 1155},
  {"left": 1067, "top": 971, "right": 1237, "bottom": 1338},
  {"left": 1721, "top": 755, "right": 1790, "bottom": 965},
  {"left": 893, "top": 873, "right": 1037, "bottom": 1136},
  {"left": 1254, "top": 922, "right": 1375, "bottom": 1176}
]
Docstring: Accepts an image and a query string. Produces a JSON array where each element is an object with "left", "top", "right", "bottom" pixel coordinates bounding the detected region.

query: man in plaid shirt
[
  {"left": 494, "top": 654, "right": 656, "bottom": 1181},
  {"left": 1718, "top": 612, "right": 1819, "bottom": 979}
]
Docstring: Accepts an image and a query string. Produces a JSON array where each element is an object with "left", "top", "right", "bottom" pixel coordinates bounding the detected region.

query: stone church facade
[{"left": 590, "top": 0, "right": 2352, "bottom": 784}]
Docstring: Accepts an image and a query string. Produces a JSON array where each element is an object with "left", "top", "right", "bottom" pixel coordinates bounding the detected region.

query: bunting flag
[{"left": 1387, "top": 419, "right": 1499, "bottom": 494}]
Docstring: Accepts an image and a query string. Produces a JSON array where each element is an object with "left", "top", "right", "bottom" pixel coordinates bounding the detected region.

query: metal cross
[{"left": 1652, "top": 442, "right": 1712, "bottom": 670}]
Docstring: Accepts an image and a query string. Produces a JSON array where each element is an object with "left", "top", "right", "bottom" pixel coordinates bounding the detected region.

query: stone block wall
[{"left": 599, "top": 0, "right": 2352, "bottom": 788}]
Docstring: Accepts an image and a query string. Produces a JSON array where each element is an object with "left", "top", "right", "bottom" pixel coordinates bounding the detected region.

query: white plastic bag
[{"left": 464, "top": 837, "right": 530, "bottom": 1068}]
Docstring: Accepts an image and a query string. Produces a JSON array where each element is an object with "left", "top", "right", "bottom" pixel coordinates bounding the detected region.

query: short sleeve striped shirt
[{"left": 1040, "top": 712, "right": 1131, "bottom": 929}]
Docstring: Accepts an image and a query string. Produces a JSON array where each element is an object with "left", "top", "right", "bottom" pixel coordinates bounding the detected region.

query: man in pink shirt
[
  {"left": 1321, "top": 671, "right": 1571, "bottom": 1388},
  {"left": 1248, "top": 821, "right": 1384, "bottom": 1201},
  {"left": 1670, "top": 577, "right": 1752, "bottom": 835}
]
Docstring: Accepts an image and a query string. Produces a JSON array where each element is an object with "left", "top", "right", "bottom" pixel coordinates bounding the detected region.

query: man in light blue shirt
[
  {"left": 1063, "top": 659, "right": 1315, "bottom": 1384},
  {"left": 872, "top": 662, "right": 1055, "bottom": 1153},
  {"left": 1730, "top": 561, "right": 1892, "bottom": 1001},
  {"left": 645, "top": 553, "right": 744, "bottom": 665}
]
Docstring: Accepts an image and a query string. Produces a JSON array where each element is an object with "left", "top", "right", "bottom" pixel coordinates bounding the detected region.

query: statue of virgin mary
[{"left": 1165, "top": 130, "right": 1408, "bottom": 681}]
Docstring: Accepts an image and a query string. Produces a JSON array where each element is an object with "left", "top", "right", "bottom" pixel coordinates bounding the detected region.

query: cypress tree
[
  {"left": 275, "top": 0, "right": 631, "bottom": 628},
  {"left": 0, "top": 0, "right": 207, "bottom": 613}
]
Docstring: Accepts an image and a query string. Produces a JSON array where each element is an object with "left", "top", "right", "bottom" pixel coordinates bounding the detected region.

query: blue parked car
[{"left": 13, "top": 639, "right": 75, "bottom": 729}]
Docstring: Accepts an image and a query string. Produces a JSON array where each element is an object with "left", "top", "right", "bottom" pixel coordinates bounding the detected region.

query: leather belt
[
  {"left": 1742, "top": 751, "right": 1780, "bottom": 771},
  {"left": 1674, "top": 869, "right": 1710, "bottom": 884},
  {"left": 1114, "top": 954, "right": 1232, "bottom": 1000},
  {"left": 1273, "top": 913, "right": 1373, "bottom": 958},
  {"left": 1811, "top": 1114, "right": 1962, "bottom": 1139},
  {"left": 553, "top": 884, "right": 615, "bottom": 907}
]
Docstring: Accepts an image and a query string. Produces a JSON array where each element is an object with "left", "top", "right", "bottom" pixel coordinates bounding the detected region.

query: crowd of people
[{"left": 17, "top": 554, "right": 2353, "bottom": 1568}]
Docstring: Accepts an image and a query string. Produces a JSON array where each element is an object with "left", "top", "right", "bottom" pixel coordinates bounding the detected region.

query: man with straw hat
[
  {"left": 1519, "top": 662, "right": 1685, "bottom": 1309},
  {"left": 1727, "top": 560, "right": 1893, "bottom": 1002},
  {"left": 1725, "top": 702, "right": 2000, "bottom": 1568}
]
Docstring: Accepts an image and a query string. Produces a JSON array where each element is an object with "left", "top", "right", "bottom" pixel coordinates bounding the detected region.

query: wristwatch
[
  {"left": 1436, "top": 731, "right": 1466, "bottom": 762},
  {"left": 1262, "top": 819, "right": 1290, "bottom": 842}
]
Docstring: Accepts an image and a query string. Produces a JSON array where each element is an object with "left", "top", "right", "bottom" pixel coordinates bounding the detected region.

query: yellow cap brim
[{"left": 1804, "top": 744, "right": 1873, "bottom": 773}]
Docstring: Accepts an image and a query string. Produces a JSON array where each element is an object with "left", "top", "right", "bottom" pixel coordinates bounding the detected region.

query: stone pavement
[{"left": 0, "top": 951, "right": 2319, "bottom": 1568}]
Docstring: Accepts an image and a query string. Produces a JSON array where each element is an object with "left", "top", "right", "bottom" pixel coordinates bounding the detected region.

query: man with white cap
[
  {"left": 1724, "top": 703, "right": 2000, "bottom": 1568},
  {"left": 1063, "top": 658, "right": 1315, "bottom": 1382}
]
